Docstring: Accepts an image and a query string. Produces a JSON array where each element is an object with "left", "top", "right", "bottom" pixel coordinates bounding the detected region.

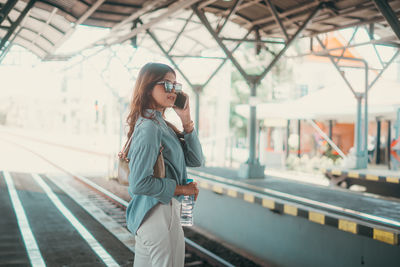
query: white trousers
[{"left": 133, "top": 198, "right": 184, "bottom": 267}]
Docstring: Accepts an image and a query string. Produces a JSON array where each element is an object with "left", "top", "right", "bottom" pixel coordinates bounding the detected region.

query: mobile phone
[{"left": 174, "top": 93, "right": 187, "bottom": 109}]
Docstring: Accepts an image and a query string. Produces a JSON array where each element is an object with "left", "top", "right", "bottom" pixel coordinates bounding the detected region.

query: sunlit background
[{"left": 1, "top": 17, "right": 399, "bottom": 178}]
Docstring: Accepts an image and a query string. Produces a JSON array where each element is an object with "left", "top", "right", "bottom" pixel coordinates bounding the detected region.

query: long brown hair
[{"left": 126, "top": 62, "right": 180, "bottom": 140}]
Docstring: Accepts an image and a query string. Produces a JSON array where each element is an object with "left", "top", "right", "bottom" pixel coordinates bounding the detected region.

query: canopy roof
[
  {"left": 1, "top": 0, "right": 399, "bottom": 60},
  {"left": 236, "top": 80, "right": 400, "bottom": 122}
]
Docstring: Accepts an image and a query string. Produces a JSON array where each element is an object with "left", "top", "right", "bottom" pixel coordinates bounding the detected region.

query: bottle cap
[{"left": 187, "top": 178, "right": 193, "bottom": 184}]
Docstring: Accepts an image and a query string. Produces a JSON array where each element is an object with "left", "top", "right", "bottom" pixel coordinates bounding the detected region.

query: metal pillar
[
  {"left": 193, "top": 85, "right": 202, "bottom": 134},
  {"left": 329, "top": 120, "right": 333, "bottom": 139},
  {"left": 238, "top": 80, "right": 265, "bottom": 178},
  {"left": 387, "top": 120, "right": 391, "bottom": 169},
  {"left": 311, "top": 41, "right": 371, "bottom": 169},
  {"left": 376, "top": 119, "right": 381, "bottom": 164},
  {"left": 363, "top": 59, "right": 369, "bottom": 168},
  {"left": 311, "top": 36, "right": 399, "bottom": 168},
  {"left": 393, "top": 108, "right": 400, "bottom": 170},
  {"left": 297, "top": 120, "right": 301, "bottom": 158},
  {"left": 354, "top": 94, "right": 367, "bottom": 168},
  {"left": 396, "top": 108, "right": 400, "bottom": 140},
  {"left": 249, "top": 81, "right": 258, "bottom": 165},
  {"left": 286, "top": 120, "right": 290, "bottom": 159}
]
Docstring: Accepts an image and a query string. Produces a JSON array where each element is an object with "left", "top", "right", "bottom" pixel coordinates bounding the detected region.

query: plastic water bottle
[{"left": 181, "top": 178, "right": 194, "bottom": 226}]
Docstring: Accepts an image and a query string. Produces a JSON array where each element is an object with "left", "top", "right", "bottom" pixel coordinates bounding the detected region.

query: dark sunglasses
[{"left": 156, "top": 80, "right": 183, "bottom": 92}]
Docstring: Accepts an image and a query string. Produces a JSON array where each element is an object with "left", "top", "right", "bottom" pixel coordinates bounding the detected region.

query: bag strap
[
  {"left": 119, "top": 120, "right": 164, "bottom": 161},
  {"left": 122, "top": 134, "right": 133, "bottom": 154}
]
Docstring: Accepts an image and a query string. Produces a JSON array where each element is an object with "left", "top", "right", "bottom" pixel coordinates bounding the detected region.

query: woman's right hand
[{"left": 174, "top": 182, "right": 199, "bottom": 201}]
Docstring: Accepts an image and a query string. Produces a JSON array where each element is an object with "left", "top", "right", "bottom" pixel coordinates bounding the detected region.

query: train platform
[
  {"left": 0, "top": 171, "right": 134, "bottom": 266},
  {"left": 186, "top": 166, "right": 400, "bottom": 266},
  {"left": 323, "top": 167, "right": 400, "bottom": 198},
  {"left": 188, "top": 166, "right": 400, "bottom": 245}
]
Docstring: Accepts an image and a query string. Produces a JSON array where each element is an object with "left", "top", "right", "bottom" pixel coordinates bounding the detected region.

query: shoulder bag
[{"left": 117, "top": 134, "right": 165, "bottom": 185}]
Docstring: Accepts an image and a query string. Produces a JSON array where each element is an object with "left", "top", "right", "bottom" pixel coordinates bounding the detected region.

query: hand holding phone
[{"left": 174, "top": 92, "right": 187, "bottom": 109}]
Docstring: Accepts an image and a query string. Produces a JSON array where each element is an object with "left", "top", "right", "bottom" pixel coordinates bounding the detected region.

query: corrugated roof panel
[
  {"left": 14, "top": 37, "right": 47, "bottom": 58},
  {"left": 1, "top": 0, "right": 399, "bottom": 60}
]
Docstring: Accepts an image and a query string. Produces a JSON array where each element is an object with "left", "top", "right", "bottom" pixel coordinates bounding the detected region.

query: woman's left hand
[{"left": 173, "top": 92, "right": 192, "bottom": 127}]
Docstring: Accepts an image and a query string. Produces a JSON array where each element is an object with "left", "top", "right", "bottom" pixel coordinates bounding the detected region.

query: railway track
[
  {"left": 71, "top": 172, "right": 236, "bottom": 267},
  {"left": 0, "top": 133, "right": 263, "bottom": 266}
]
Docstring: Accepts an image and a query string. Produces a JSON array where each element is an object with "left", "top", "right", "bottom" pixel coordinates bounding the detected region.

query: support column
[
  {"left": 249, "top": 83, "right": 257, "bottom": 165},
  {"left": 297, "top": 119, "right": 301, "bottom": 158},
  {"left": 193, "top": 85, "right": 202, "bottom": 134},
  {"left": 364, "top": 65, "right": 369, "bottom": 167},
  {"left": 392, "top": 108, "right": 400, "bottom": 170},
  {"left": 313, "top": 53, "right": 370, "bottom": 169},
  {"left": 355, "top": 94, "right": 368, "bottom": 168},
  {"left": 286, "top": 120, "right": 290, "bottom": 159},
  {"left": 329, "top": 120, "right": 333, "bottom": 139},
  {"left": 376, "top": 119, "right": 381, "bottom": 164},
  {"left": 387, "top": 120, "right": 391, "bottom": 169},
  {"left": 239, "top": 81, "right": 265, "bottom": 178}
]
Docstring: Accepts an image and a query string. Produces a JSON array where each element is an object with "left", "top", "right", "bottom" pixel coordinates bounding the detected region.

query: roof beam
[
  {"left": 109, "top": 0, "right": 168, "bottom": 33},
  {"left": 194, "top": 6, "right": 251, "bottom": 85},
  {"left": 252, "top": 1, "right": 319, "bottom": 26},
  {"left": 221, "top": 37, "right": 284, "bottom": 44},
  {"left": 0, "top": 0, "right": 18, "bottom": 24},
  {"left": 31, "top": 7, "right": 57, "bottom": 47},
  {"left": 48, "top": 0, "right": 107, "bottom": 54},
  {"left": 107, "top": 0, "right": 203, "bottom": 46},
  {"left": 256, "top": 2, "right": 324, "bottom": 85},
  {"left": 0, "top": 0, "right": 36, "bottom": 54},
  {"left": 373, "top": 0, "right": 400, "bottom": 41},
  {"left": 315, "top": 36, "right": 358, "bottom": 97},
  {"left": 167, "top": 11, "right": 194, "bottom": 54},
  {"left": 264, "top": 0, "right": 289, "bottom": 41},
  {"left": 216, "top": 0, "right": 243, "bottom": 35},
  {"left": 198, "top": 0, "right": 219, "bottom": 10}
]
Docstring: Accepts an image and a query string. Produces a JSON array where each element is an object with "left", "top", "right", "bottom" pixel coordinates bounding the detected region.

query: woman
[{"left": 125, "top": 62, "right": 204, "bottom": 267}]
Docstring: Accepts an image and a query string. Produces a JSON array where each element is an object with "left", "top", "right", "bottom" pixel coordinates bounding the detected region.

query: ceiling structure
[
  {"left": 1, "top": 0, "right": 400, "bottom": 174},
  {"left": 1, "top": 0, "right": 399, "bottom": 61}
]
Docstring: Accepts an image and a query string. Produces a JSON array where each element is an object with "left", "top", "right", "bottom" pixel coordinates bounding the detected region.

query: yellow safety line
[
  {"left": 348, "top": 172, "right": 359, "bottom": 178},
  {"left": 227, "top": 189, "right": 237, "bottom": 198},
  {"left": 212, "top": 185, "right": 223, "bottom": 194},
  {"left": 386, "top": 177, "right": 399, "bottom": 184},
  {"left": 366, "top": 174, "right": 379, "bottom": 181},
  {"left": 309, "top": 211, "right": 325, "bottom": 225},
  {"left": 338, "top": 219, "right": 357, "bottom": 234},
  {"left": 262, "top": 198, "right": 275, "bottom": 209},
  {"left": 373, "top": 229, "right": 398, "bottom": 245},
  {"left": 244, "top": 193, "right": 255, "bottom": 203},
  {"left": 284, "top": 204, "right": 298, "bottom": 216}
]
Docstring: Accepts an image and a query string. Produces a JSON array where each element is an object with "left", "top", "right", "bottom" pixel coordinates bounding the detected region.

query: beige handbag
[{"left": 118, "top": 134, "right": 165, "bottom": 185}]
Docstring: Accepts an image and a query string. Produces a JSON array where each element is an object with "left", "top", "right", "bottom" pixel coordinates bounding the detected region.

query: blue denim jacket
[{"left": 126, "top": 109, "right": 204, "bottom": 235}]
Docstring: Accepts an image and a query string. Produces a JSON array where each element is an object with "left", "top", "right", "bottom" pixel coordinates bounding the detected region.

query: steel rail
[
  {"left": 71, "top": 173, "right": 236, "bottom": 267},
  {"left": 0, "top": 135, "right": 236, "bottom": 267}
]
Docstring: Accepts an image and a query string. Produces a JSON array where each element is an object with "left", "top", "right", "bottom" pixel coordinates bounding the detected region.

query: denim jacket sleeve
[
  {"left": 128, "top": 120, "right": 177, "bottom": 204},
  {"left": 182, "top": 129, "right": 204, "bottom": 167}
]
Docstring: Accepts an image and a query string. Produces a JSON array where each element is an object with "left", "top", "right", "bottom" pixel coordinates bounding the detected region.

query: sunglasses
[{"left": 156, "top": 80, "right": 183, "bottom": 92}]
